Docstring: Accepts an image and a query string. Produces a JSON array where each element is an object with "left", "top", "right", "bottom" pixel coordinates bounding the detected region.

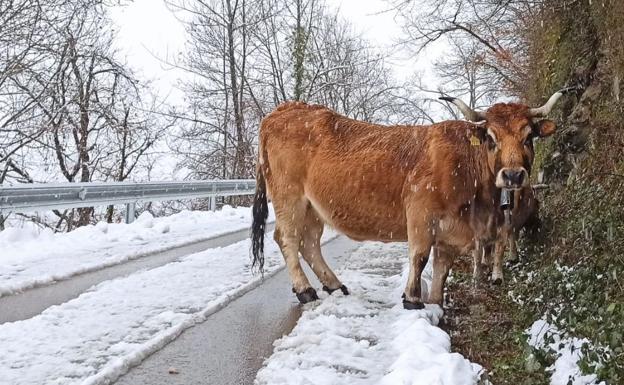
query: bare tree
[
  {"left": 1, "top": 0, "right": 171, "bottom": 230},
  {"left": 390, "top": 0, "right": 540, "bottom": 96},
  {"left": 169, "top": 0, "right": 429, "bottom": 187},
  {"left": 168, "top": 0, "right": 259, "bottom": 181},
  {"left": 0, "top": 1, "right": 80, "bottom": 182}
]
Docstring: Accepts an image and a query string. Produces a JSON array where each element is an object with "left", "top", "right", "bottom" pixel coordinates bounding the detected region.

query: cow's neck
[
  {"left": 464, "top": 145, "right": 501, "bottom": 242},
  {"left": 473, "top": 145, "right": 499, "bottom": 211}
]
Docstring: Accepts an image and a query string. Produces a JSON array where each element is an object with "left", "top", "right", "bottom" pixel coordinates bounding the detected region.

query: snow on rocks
[
  {"left": 527, "top": 319, "right": 606, "bottom": 385},
  {"left": 255, "top": 242, "right": 484, "bottom": 385},
  {"left": 0, "top": 228, "right": 333, "bottom": 385},
  {"left": 0, "top": 205, "right": 274, "bottom": 297}
]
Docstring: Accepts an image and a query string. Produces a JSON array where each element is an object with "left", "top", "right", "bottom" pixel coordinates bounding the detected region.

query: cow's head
[{"left": 440, "top": 88, "right": 573, "bottom": 190}]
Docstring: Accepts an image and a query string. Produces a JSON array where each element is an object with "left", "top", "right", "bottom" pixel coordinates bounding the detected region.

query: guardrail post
[
  {"left": 125, "top": 202, "right": 136, "bottom": 223},
  {"left": 209, "top": 196, "right": 216, "bottom": 211}
]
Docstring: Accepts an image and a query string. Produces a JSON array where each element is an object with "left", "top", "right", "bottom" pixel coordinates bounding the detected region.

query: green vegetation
[
  {"left": 449, "top": 1, "right": 624, "bottom": 382},
  {"left": 445, "top": 262, "right": 551, "bottom": 385},
  {"left": 518, "top": 0, "right": 624, "bottom": 382}
]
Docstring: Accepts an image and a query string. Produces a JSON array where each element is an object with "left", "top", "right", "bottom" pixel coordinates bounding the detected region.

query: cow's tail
[{"left": 251, "top": 150, "right": 269, "bottom": 274}]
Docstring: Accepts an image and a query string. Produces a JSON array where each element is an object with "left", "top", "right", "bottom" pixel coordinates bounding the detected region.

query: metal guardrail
[{"left": 0, "top": 180, "right": 256, "bottom": 223}]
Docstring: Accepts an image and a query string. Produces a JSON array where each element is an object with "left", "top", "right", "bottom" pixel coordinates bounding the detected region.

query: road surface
[{"left": 114, "top": 236, "right": 359, "bottom": 385}]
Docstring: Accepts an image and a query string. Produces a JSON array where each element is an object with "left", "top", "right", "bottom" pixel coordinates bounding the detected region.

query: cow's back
[{"left": 259, "top": 102, "right": 426, "bottom": 241}]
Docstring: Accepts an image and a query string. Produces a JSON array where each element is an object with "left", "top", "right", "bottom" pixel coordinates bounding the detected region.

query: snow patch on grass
[{"left": 527, "top": 319, "right": 606, "bottom": 385}]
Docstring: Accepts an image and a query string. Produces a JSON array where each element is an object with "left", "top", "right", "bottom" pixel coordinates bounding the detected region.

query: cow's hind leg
[
  {"left": 299, "top": 206, "right": 348, "bottom": 296},
  {"left": 273, "top": 198, "right": 318, "bottom": 304}
]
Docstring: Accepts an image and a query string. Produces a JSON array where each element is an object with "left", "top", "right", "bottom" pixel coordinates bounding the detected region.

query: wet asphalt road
[
  {"left": 114, "top": 236, "right": 359, "bottom": 385},
  {"left": 0, "top": 224, "right": 274, "bottom": 324}
]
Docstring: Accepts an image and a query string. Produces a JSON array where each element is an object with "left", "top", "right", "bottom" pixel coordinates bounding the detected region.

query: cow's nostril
[{"left": 503, "top": 169, "right": 524, "bottom": 186}]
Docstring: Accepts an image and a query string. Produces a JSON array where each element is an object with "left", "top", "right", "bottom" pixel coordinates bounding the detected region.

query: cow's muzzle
[{"left": 496, "top": 167, "right": 529, "bottom": 190}]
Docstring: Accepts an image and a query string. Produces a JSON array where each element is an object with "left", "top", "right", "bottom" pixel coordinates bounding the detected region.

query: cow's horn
[
  {"left": 439, "top": 96, "right": 486, "bottom": 122},
  {"left": 529, "top": 86, "right": 576, "bottom": 117}
]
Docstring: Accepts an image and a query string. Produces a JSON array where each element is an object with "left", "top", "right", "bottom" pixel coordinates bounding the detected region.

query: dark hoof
[
  {"left": 295, "top": 287, "right": 319, "bottom": 304},
  {"left": 322, "top": 284, "right": 349, "bottom": 296},
  {"left": 402, "top": 299, "right": 425, "bottom": 310},
  {"left": 492, "top": 277, "right": 503, "bottom": 285}
]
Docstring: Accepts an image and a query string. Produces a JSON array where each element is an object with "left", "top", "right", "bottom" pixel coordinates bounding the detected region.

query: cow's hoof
[
  {"left": 402, "top": 299, "right": 425, "bottom": 310},
  {"left": 492, "top": 277, "right": 503, "bottom": 285},
  {"left": 322, "top": 284, "right": 349, "bottom": 296},
  {"left": 295, "top": 287, "right": 319, "bottom": 304}
]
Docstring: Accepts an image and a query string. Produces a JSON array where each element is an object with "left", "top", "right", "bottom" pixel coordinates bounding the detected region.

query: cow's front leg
[
  {"left": 492, "top": 225, "right": 510, "bottom": 285},
  {"left": 403, "top": 247, "right": 430, "bottom": 309},
  {"left": 403, "top": 222, "right": 433, "bottom": 310},
  {"left": 472, "top": 240, "right": 484, "bottom": 286},
  {"left": 429, "top": 247, "right": 452, "bottom": 306},
  {"left": 508, "top": 229, "right": 519, "bottom": 263},
  {"left": 491, "top": 239, "right": 506, "bottom": 285}
]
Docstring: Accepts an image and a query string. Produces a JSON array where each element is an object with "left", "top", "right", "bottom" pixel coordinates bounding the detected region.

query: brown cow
[{"left": 251, "top": 88, "right": 571, "bottom": 309}]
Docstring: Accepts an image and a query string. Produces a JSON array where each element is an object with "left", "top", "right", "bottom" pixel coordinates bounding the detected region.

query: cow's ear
[
  {"left": 468, "top": 122, "right": 487, "bottom": 145},
  {"left": 535, "top": 119, "right": 556, "bottom": 137}
]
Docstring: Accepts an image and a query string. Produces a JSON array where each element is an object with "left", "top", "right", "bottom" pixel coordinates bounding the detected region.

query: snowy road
[
  {"left": 0, "top": 224, "right": 273, "bottom": 324},
  {"left": 0, "top": 227, "right": 337, "bottom": 385},
  {"left": 255, "top": 242, "right": 484, "bottom": 385},
  {"left": 117, "top": 239, "right": 483, "bottom": 385},
  {"left": 0, "top": 206, "right": 274, "bottom": 297},
  {"left": 114, "top": 236, "right": 359, "bottom": 385},
  {"left": 2, "top": 206, "right": 483, "bottom": 385}
]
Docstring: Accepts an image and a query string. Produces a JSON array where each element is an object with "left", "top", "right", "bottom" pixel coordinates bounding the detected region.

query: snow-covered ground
[
  {"left": 1, "top": 205, "right": 487, "bottom": 385},
  {"left": 255, "top": 242, "right": 485, "bottom": 385},
  {"left": 0, "top": 205, "right": 274, "bottom": 297},
  {"left": 527, "top": 319, "right": 606, "bottom": 385},
  {"left": 0, "top": 228, "right": 337, "bottom": 385}
]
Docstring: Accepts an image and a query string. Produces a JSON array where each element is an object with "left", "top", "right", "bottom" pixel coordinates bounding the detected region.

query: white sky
[
  {"left": 109, "top": 0, "right": 187, "bottom": 104},
  {"left": 110, "top": 0, "right": 448, "bottom": 107}
]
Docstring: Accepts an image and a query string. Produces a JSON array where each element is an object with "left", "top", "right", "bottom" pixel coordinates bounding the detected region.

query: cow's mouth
[{"left": 495, "top": 168, "right": 529, "bottom": 190}]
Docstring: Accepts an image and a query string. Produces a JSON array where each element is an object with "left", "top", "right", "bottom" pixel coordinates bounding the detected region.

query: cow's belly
[{"left": 304, "top": 168, "right": 408, "bottom": 242}]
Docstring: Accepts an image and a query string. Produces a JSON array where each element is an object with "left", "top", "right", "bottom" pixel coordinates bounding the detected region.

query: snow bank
[
  {"left": 527, "top": 319, "right": 606, "bottom": 385},
  {"left": 255, "top": 242, "right": 484, "bottom": 385},
  {"left": 0, "top": 205, "right": 274, "bottom": 297},
  {"left": 0, "top": 229, "right": 337, "bottom": 385}
]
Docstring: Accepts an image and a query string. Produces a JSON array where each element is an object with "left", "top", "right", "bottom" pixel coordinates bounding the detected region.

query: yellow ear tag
[{"left": 469, "top": 135, "right": 481, "bottom": 146}]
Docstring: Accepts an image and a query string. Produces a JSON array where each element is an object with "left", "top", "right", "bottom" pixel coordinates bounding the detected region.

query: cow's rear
[{"left": 254, "top": 102, "right": 348, "bottom": 303}]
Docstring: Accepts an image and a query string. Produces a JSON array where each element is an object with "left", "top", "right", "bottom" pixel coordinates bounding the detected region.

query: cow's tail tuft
[{"left": 251, "top": 161, "right": 268, "bottom": 274}]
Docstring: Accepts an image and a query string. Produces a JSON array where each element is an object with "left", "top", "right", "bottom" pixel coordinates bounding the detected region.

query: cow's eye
[
  {"left": 486, "top": 133, "right": 497, "bottom": 150},
  {"left": 524, "top": 135, "right": 533, "bottom": 147}
]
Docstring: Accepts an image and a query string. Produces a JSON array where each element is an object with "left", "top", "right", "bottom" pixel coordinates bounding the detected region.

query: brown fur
[{"left": 253, "top": 101, "right": 555, "bottom": 306}]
